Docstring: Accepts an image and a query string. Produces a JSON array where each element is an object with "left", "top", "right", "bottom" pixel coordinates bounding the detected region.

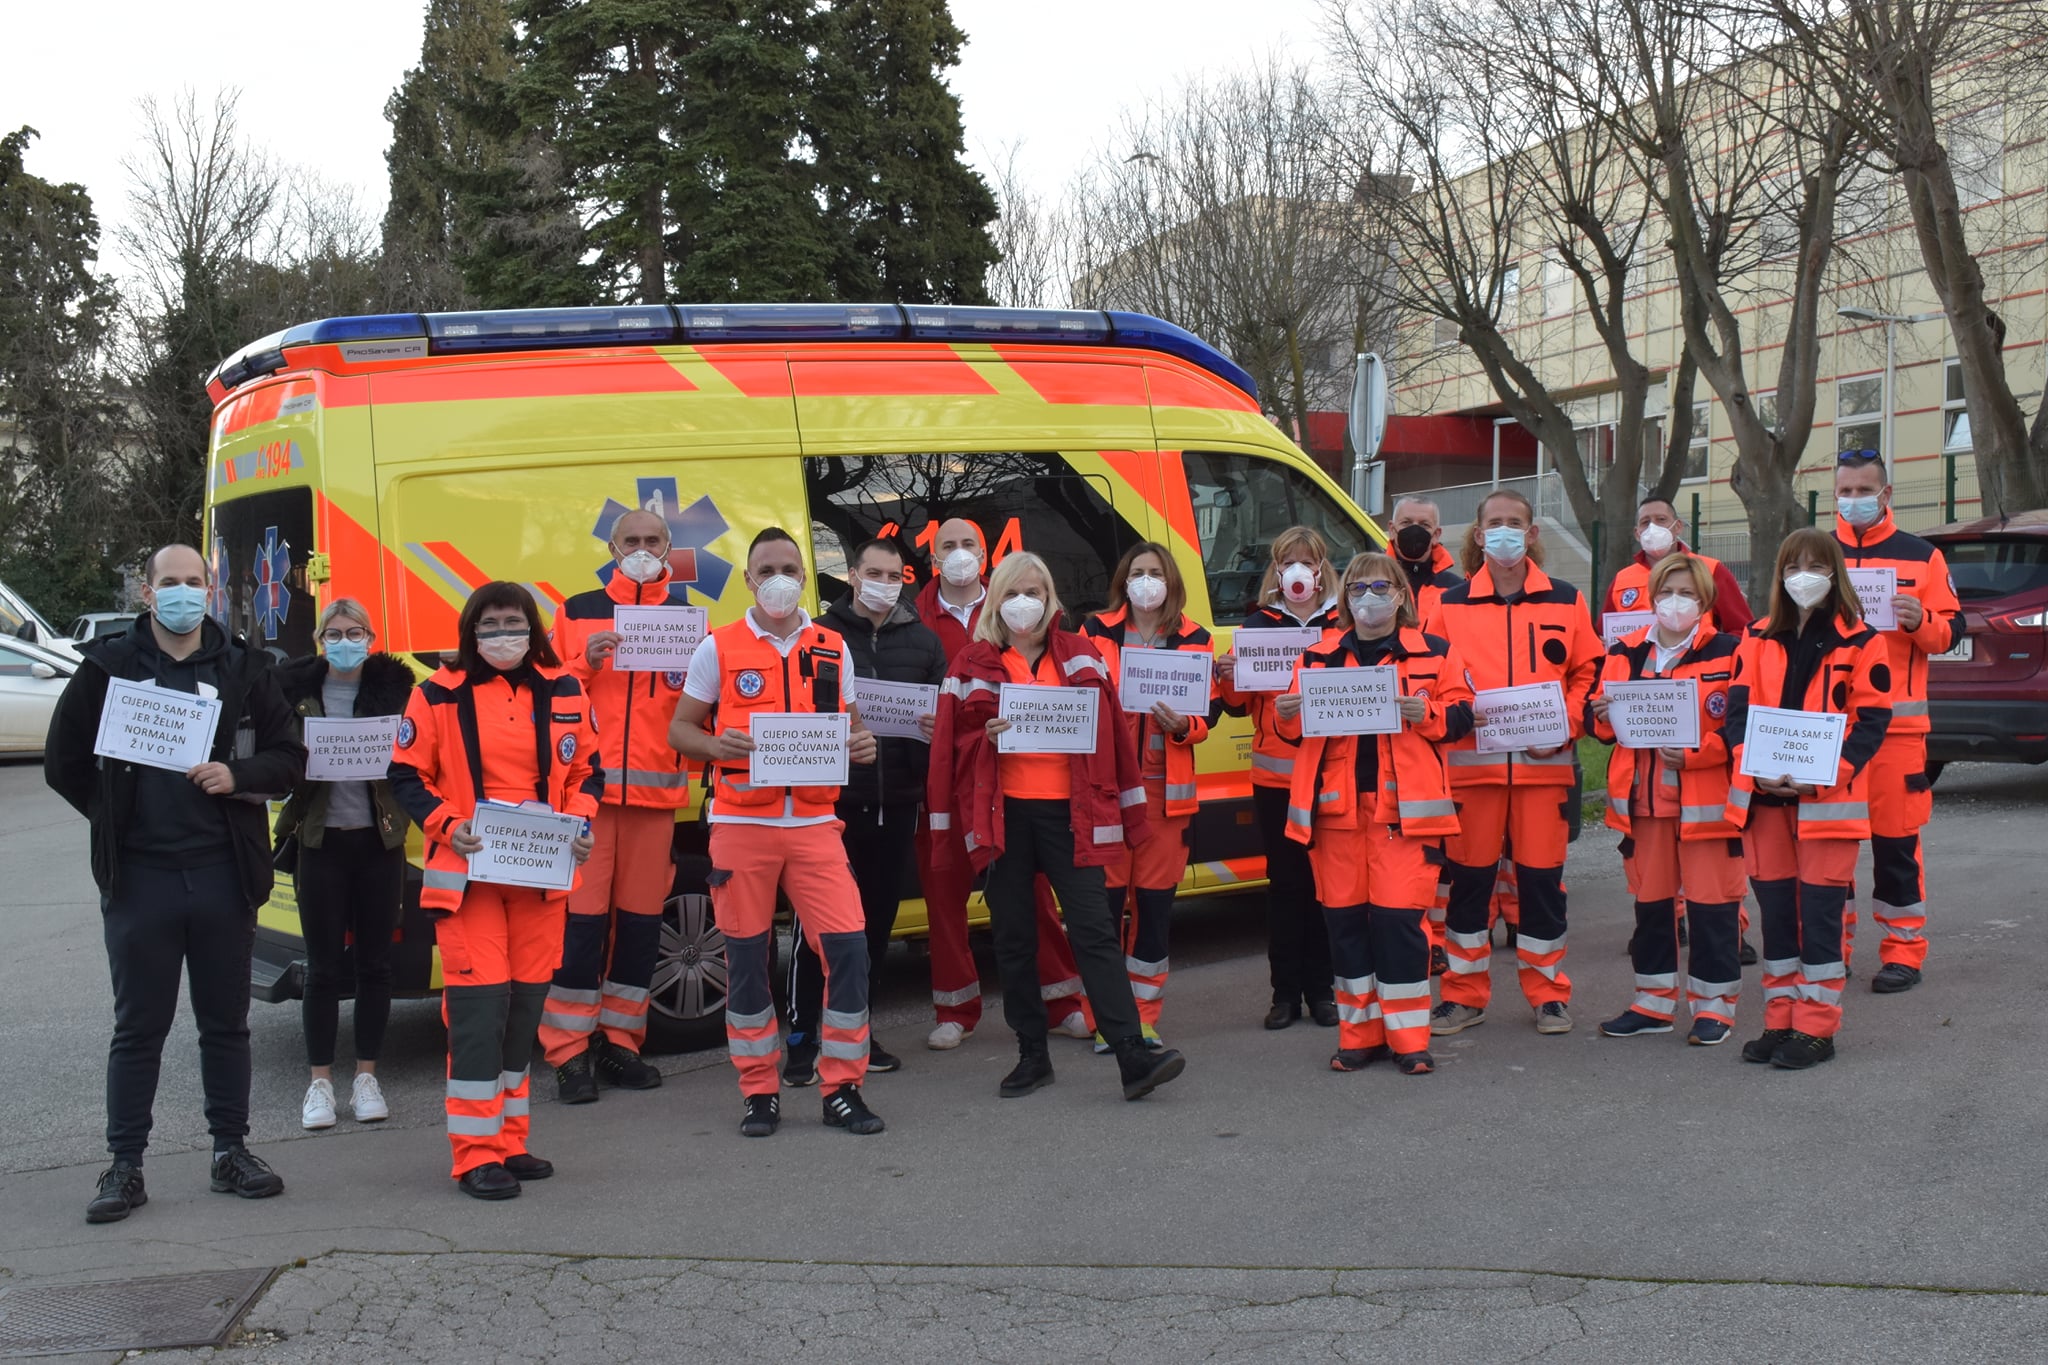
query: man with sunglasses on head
[{"left": 1831, "top": 448, "right": 1965, "bottom": 993}]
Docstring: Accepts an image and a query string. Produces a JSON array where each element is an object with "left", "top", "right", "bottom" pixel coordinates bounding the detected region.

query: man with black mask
[{"left": 1390, "top": 496, "right": 1463, "bottom": 618}]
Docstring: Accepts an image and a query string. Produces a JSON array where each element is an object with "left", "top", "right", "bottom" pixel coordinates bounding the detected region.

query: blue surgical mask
[
  {"left": 1483, "top": 526, "right": 1528, "bottom": 567},
  {"left": 324, "top": 638, "right": 370, "bottom": 672},
  {"left": 1839, "top": 494, "right": 1883, "bottom": 529},
  {"left": 152, "top": 584, "right": 209, "bottom": 636}
]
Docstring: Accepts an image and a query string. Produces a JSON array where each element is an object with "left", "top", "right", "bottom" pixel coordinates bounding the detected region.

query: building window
[
  {"left": 1682, "top": 402, "right": 1709, "bottom": 481},
  {"left": 1950, "top": 105, "right": 2005, "bottom": 207},
  {"left": 1837, "top": 165, "right": 1888, "bottom": 238},
  {"left": 1496, "top": 264, "right": 1520, "bottom": 322},
  {"left": 1944, "top": 358, "right": 1974, "bottom": 451},
  {"left": 1433, "top": 314, "right": 1460, "bottom": 349},
  {"left": 1836, "top": 374, "right": 1883, "bottom": 454},
  {"left": 1753, "top": 390, "right": 1780, "bottom": 437},
  {"left": 1541, "top": 253, "right": 1572, "bottom": 318}
]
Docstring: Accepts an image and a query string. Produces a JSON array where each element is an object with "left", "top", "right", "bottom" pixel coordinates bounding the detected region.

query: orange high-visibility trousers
[
  {"left": 1620, "top": 818, "right": 1745, "bottom": 1024},
  {"left": 1106, "top": 801, "right": 1190, "bottom": 1031},
  {"left": 1743, "top": 803, "right": 1859, "bottom": 1038},
  {"left": 1861, "top": 732, "right": 1934, "bottom": 970},
  {"left": 539, "top": 803, "right": 674, "bottom": 1065},
  {"left": 1441, "top": 785, "right": 1573, "bottom": 1009},
  {"left": 1307, "top": 821, "right": 1437, "bottom": 1056},
  {"left": 917, "top": 817, "right": 1093, "bottom": 1032}
]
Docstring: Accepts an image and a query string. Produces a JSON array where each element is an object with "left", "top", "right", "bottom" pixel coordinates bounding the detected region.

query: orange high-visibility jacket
[
  {"left": 1833, "top": 510, "right": 1965, "bottom": 737},
  {"left": 1080, "top": 605, "right": 1216, "bottom": 818},
  {"left": 1424, "top": 562, "right": 1605, "bottom": 787},
  {"left": 552, "top": 571, "right": 695, "bottom": 809},
  {"left": 1278, "top": 626, "right": 1473, "bottom": 843},
  {"left": 388, "top": 664, "right": 604, "bottom": 912},
  {"left": 1722, "top": 614, "right": 1893, "bottom": 839},
  {"left": 1591, "top": 622, "right": 1741, "bottom": 840},
  {"left": 703, "top": 617, "right": 849, "bottom": 820},
  {"left": 1404, "top": 544, "right": 1464, "bottom": 622},
  {"left": 1217, "top": 600, "right": 1344, "bottom": 791}
]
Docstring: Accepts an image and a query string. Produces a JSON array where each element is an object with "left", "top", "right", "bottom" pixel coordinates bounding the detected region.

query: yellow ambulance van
[{"left": 203, "top": 303, "right": 1382, "bottom": 1029}]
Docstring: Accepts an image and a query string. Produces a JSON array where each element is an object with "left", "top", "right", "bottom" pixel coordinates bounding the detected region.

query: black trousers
[
  {"left": 1253, "top": 784, "right": 1334, "bottom": 1006},
  {"left": 297, "top": 827, "right": 405, "bottom": 1067},
  {"left": 787, "top": 801, "right": 915, "bottom": 1039},
  {"left": 986, "top": 799, "right": 1140, "bottom": 1046},
  {"left": 102, "top": 860, "right": 254, "bottom": 1164}
]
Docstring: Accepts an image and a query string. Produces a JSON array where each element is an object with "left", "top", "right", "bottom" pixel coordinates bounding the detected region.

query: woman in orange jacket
[
  {"left": 1277, "top": 552, "right": 1473, "bottom": 1075},
  {"left": 1080, "top": 541, "right": 1215, "bottom": 1050},
  {"left": 1588, "top": 554, "right": 1746, "bottom": 1047},
  {"left": 1214, "top": 525, "right": 1345, "bottom": 1030},
  {"left": 1722, "top": 529, "right": 1892, "bottom": 1071},
  {"left": 388, "top": 583, "right": 599, "bottom": 1199}
]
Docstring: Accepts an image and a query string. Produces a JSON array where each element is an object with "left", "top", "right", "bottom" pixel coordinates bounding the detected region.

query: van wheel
[{"left": 649, "top": 854, "right": 727, "bottom": 1028}]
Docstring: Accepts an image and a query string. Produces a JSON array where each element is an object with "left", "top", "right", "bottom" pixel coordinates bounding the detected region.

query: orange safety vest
[
  {"left": 1080, "top": 605, "right": 1215, "bottom": 818},
  {"left": 706, "top": 617, "right": 849, "bottom": 820},
  {"left": 1722, "top": 616, "right": 1893, "bottom": 839},
  {"left": 1218, "top": 600, "right": 1344, "bottom": 790},
  {"left": 1833, "top": 510, "right": 1965, "bottom": 737},
  {"left": 552, "top": 571, "right": 696, "bottom": 809},
  {"left": 1592, "top": 623, "right": 1741, "bottom": 841}
]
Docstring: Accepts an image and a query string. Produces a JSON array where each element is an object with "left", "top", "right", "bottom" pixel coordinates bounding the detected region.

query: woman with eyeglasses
[{"left": 274, "top": 599, "right": 416, "bottom": 1131}]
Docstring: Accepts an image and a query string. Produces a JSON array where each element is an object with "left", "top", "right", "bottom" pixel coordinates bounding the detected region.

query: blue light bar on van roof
[
  {"left": 904, "top": 306, "right": 1110, "bottom": 343},
  {"left": 678, "top": 304, "right": 905, "bottom": 341},
  {"left": 1105, "top": 312, "right": 1259, "bottom": 400},
  {"left": 281, "top": 313, "right": 426, "bottom": 347},
  {"left": 425, "top": 306, "right": 677, "bottom": 352}
]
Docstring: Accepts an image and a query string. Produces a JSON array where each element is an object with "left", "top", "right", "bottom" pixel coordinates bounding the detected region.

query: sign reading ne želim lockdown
[
  {"left": 1738, "top": 705, "right": 1848, "bottom": 787},
  {"left": 850, "top": 677, "right": 938, "bottom": 741},
  {"left": 1601, "top": 610, "right": 1657, "bottom": 646},
  {"left": 468, "top": 800, "right": 581, "bottom": 891},
  {"left": 1847, "top": 567, "right": 1897, "bottom": 631},
  {"left": 610, "top": 605, "right": 709, "bottom": 671},
  {"left": 303, "top": 715, "right": 402, "bottom": 781},
  {"left": 996, "top": 684, "right": 1098, "bottom": 754},
  {"left": 1298, "top": 665, "right": 1402, "bottom": 737},
  {"left": 93, "top": 678, "right": 222, "bottom": 774},
  {"left": 1601, "top": 679, "right": 1701, "bottom": 750},
  {"left": 1118, "top": 646, "right": 1212, "bottom": 715},
  {"left": 1473, "top": 680, "right": 1572, "bottom": 753},
  {"left": 1231, "top": 627, "right": 1323, "bottom": 692},
  {"left": 747, "top": 711, "right": 851, "bottom": 788}
]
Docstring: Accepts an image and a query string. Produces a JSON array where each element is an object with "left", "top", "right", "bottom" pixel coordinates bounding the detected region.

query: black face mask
[{"left": 1394, "top": 524, "right": 1434, "bottom": 562}]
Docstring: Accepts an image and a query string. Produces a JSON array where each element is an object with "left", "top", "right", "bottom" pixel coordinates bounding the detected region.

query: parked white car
[
  {"left": 67, "top": 612, "right": 137, "bottom": 644},
  {"left": 0, "top": 581, "right": 82, "bottom": 663},
  {"left": 0, "top": 636, "right": 75, "bottom": 755}
]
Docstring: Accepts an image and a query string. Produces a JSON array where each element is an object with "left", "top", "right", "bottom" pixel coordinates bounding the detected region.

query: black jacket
[
  {"left": 823, "top": 593, "right": 948, "bottom": 808},
  {"left": 273, "top": 652, "right": 416, "bottom": 852},
  {"left": 44, "top": 615, "right": 306, "bottom": 908}
]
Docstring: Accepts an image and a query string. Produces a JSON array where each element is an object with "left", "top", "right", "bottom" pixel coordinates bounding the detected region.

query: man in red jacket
[{"left": 1602, "top": 498, "right": 1753, "bottom": 634}]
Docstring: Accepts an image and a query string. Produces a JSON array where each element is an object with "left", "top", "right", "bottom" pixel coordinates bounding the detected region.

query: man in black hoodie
[
  {"left": 44, "top": 544, "right": 306, "bottom": 1224},
  {"left": 783, "top": 538, "right": 948, "bottom": 1082}
]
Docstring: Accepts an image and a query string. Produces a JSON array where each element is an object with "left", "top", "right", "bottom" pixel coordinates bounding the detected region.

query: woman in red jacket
[
  {"left": 1588, "top": 554, "right": 1746, "bottom": 1047},
  {"left": 1722, "top": 529, "right": 1892, "bottom": 1071},
  {"left": 1081, "top": 541, "right": 1215, "bottom": 1050},
  {"left": 389, "top": 583, "right": 599, "bottom": 1199},
  {"left": 928, "top": 551, "right": 1186, "bottom": 1104}
]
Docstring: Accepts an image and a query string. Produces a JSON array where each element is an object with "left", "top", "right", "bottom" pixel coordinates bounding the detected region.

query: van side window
[
  {"left": 1182, "top": 451, "right": 1376, "bottom": 622},
  {"left": 804, "top": 453, "right": 1141, "bottom": 619}
]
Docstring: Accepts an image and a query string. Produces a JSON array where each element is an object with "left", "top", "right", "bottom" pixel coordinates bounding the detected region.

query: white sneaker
[
  {"left": 927, "top": 1021, "right": 971, "bottom": 1050},
  {"left": 302, "top": 1078, "right": 337, "bottom": 1130},
  {"left": 350, "top": 1072, "right": 390, "bottom": 1122},
  {"left": 1051, "top": 1011, "right": 1093, "bottom": 1039}
]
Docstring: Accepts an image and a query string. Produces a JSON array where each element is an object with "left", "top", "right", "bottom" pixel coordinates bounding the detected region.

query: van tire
[{"left": 645, "top": 853, "right": 731, "bottom": 1052}]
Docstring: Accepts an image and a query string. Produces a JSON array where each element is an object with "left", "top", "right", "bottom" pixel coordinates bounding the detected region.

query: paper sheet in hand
[
  {"left": 1601, "top": 610, "right": 1656, "bottom": 645},
  {"left": 93, "top": 678, "right": 222, "bottom": 774},
  {"left": 1473, "top": 681, "right": 1571, "bottom": 753},
  {"left": 996, "top": 684, "right": 1098, "bottom": 753},
  {"left": 747, "top": 712, "right": 851, "bottom": 787},
  {"left": 1738, "top": 705, "right": 1847, "bottom": 786},
  {"left": 1602, "top": 680, "right": 1700, "bottom": 750},
  {"left": 850, "top": 677, "right": 937, "bottom": 741},
  {"left": 1847, "top": 567, "right": 1897, "bottom": 631},
  {"left": 468, "top": 801, "right": 581, "bottom": 891},
  {"left": 1232, "top": 627, "right": 1321, "bottom": 692},
  {"left": 1298, "top": 666, "right": 1402, "bottom": 737},
  {"left": 303, "top": 715, "right": 402, "bottom": 781},
  {"left": 1118, "top": 646, "right": 1212, "bottom": 714},
  {"left": 611, "top": 605, "right": 708, "bottom": 671}
]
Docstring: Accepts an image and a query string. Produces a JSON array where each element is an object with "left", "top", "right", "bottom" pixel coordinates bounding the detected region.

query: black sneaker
[
  {"left": 1600, "top": 1009, "right": 1673, "bottom": 1038},
  {"left": 1770, "top": 1031, "right": 1836, "bottom": 1070},
  {"left": 999, "top": 1045, "right": 1054, "bottom": 1097},
  {"left": 1329, "top": 1045, "right": 1388, "bottom": 1072},
  {"left": 781, "top": 1038, "right": 820, "bottom": 1088},
  {"left": 740, "top": 1093, "right": 781, "bottom": 1138},
  {"left": 1739, "top": 938, "right": 1759, "bottom": 966},
  {"left": 86, "top": 1161, "right": 145, "bottom": 1224},
  {"left": 1741, "top": 1028, "right": 1794, "bottom": 1064},
  {"left": 458, "top": 1162, "right": 521, "bottom": 1200},
  {"left": 555, "top": 1049, "right": 599, "bottom": 1104},
  {"left": 867, "top": 1038, "right": 902, "bottom": 1073},
  {"left": 594, "top": 1038, "right": 662, "bottom": 1089},
  {"left": 503, "top": 1153, "right": 554, "bottom": 1181},
  {"left": 1393, "top": 1050, "right": 1436, "bottom": 1076},
  {"left": 1308, "top": 999, "right": 1340, "bottom": 1028},
  {"left": 1687, "top": 1018, "right": 1732, "bottom": 1047},
  {"left": 822, "top": 1084, "right": 885, "bottom": 1135},
  {"left": 1871, "top": 963, "right": 1922, "bottom": 994},
  {"left": 209, "top": 1146, "right": 284, "bottom": 1199},
  {"left": 1113, "top": 1037, "right": 1186, "bottom": 1100}
]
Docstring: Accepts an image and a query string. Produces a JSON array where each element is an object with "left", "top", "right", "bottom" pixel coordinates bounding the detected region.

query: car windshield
[{"left": 1941, "top": 538, "right": 2048, "bottom": 600}]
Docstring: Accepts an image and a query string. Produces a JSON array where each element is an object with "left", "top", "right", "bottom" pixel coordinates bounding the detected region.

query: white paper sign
[
  {"left": 1232, "top": 627, "right": 1322, "bottom": 692},
  {"left": 1602, "top": 610, "right": 1657, "bottom": 645},
  {"left": 469, "top": 801, "right": 581, "bottom": 891},
  {"left": 93, "top": 678, "right": 222, "bottom": 773},
  {"left": 303, "top": 715, "right": 402, "bottom": 781},
  {"left": 611, "top": 605, "right": 708, "bottom": 671},
  {"left": 1602, "top": 679, "right": 1701, "bottom": 750},
  {"left": 850, "top": 677, "right": 938, "bottom": 741},
  {"left": 1298, "top": 666, "right": 1402, "bottom": 737},
  {"left": 1848, "top": 567, "right": 1897, "bottom": 631},
  {"left": 1118, "top": 646, "right": 1212, "bottom": 715},
  {"left": 746, "top": 712, "right": 851, "bottom": 787},
  {"left": 1739, "top": 705, "right": 1848, "bottom": 786},
  {"left": 996, "top": 684, "right": 1098, "bottom": 753},
  {"left": 1474, "top": 681, "right": 1572, "bottom": 753}
]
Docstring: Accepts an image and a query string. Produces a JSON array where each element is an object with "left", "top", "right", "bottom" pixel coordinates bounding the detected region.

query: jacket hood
[
  {"left": 85, "top": 613, "right": 235, "bottom": 675},
  {"left": 277, "top": 651, "right": 416, "bottom": 712}
]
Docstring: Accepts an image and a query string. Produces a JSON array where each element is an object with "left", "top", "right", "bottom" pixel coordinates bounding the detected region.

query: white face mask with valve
[
  {"left": 1279, "top": 563, "right": 1319, "bottom": 603},
  {"left": 618, "top": 549, "right": 667, "bottom": 584},
  {"left": 999, "top": 594, "right": 1046, "bottom": 633}
]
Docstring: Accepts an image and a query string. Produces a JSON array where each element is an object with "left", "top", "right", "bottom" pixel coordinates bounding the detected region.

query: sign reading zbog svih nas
[{"left": 93, "top": 679, "right": 222, "bottom": 773}]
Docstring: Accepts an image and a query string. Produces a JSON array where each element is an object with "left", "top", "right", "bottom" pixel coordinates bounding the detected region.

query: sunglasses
[{"left": 1836, "top": 448, "right": 1884, "bottom": 467}]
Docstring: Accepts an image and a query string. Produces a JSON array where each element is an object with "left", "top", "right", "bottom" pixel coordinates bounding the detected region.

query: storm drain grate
[{"left": 0, "top": 1267, "right": 276, "bottom": 1357}]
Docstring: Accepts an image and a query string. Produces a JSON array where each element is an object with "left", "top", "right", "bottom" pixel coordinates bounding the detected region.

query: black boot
[
  {"left": 1112, "top": 1036, "right": 1186, "bottom": 1101},
  {"left": 999, "top": 1041, "right": 1054, "bottom": 1098}
]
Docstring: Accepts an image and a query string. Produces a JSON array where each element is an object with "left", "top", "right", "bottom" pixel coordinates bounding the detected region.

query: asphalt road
[{"left": 2, "top": 758, "right": 2045, "bottom": 1361}]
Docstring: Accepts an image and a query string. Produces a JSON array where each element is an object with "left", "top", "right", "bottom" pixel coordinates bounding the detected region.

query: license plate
[{"left": 1932, "top": 636, "right": 1974, "bottom": 663}]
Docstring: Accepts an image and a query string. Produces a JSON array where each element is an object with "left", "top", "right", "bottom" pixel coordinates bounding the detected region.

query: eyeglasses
[
  {"left": 1836, "top": 448, "right": 1884, "bottom": 467},
  {"left": 320, "top": 629, "right": 371, "bottom": 644},
  {"left": 1347, "top": 580, "right": 1397, "bottom": 595}
]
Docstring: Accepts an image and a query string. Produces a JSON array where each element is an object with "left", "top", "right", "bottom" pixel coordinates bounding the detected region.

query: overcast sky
[{"left": 2, "top": 0, "right": 1325, "bottom": 290}]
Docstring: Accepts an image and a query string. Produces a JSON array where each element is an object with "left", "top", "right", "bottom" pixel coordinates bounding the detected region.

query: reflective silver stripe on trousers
[
  {"left": 821, "top": 1008, "right": 869, "bottom": 1031},
  {"left": 548, "top": 986, "right": 602, "bottom": 1006},
  {"left": 1164, "top": 783, "right": 1197, "bottom": 802},
  {"left": 1399, "top": 798, "right": 1456, "bottom": 819},
  {"left": 1801, "top": 959, "right": 1847, "bottom": 982},
  {"left": 539, "top": 1012, "right": 596, "bottom": 1033},
  {"left": 1688, "top": 975, "right": 1742, "bottom": 997},
  {"left": 597, "top": 1010, "right": 643, "bottom": 1030},
  {"left": 727, "top": 1034, "right": 782, "bottom": 1057},
  {"left": 1339, "top": 1002, "right": 1381, "bottom": 1023},
  {"left": 1041, "top": 977, "right": 1082, "bottom": 1000},
  {"left": 1333, "top": 974, "right": 1374, "bottom": 996},
  {"left": 610, "top": 768, "right": 691, "bottom": 788},
  {"left": 1094, "top": 824, "right": 1125, "bottom": 843},
  {"left": 446, "top": 1114, "right": 503, "bottom": 1136},
  {"left": 820, "top": 1038, "right": 870, "bottom": 1060},
  {"left": 500, "top": 1068, "right": 528, "bottom": 1090},
  {"left": 726, "top": 1005, "right": 776, "bottom": 1031},
  {"left": 600, "top": 981, "right": 650, "bottom": 1004},
  {"left": 1800, "top": 802, "right": 1868, "bottom": 821},
  {"left": 423, "top": 867, "right": 468, "bottom": 891},
  {"left": 1125, "top": 955, "right": 1168, "bottom": 977},
  {"left": 446, "top": 1077, "right": 499, "bottom": 1101},
  {"left": 932, "top": 983, "right": 980, "bottom": 1006},
  {"left": 1761, "top": 957, "right": 1799, "bottom": 976},
  {"left": 501, "top": 1096, "right": 530, "bottom": 1118},
  {"left": 1517, "top": 932, "right": 1565, "bottom": 956},
  {"left": 1892, "top": 700, "right": 1928, "bottom": 717}
]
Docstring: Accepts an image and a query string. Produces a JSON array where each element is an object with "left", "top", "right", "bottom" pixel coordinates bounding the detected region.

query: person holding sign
[
  {"left": 45, "top": 544, "right": 305, "bottom": 1224},
  {"left": 1831, "top": 449, "right": 1965, "bottom": 993},
  {"left": 1275, "top": 552, "right": 1473, "bottom": 1075},
  {"left": 273, "top": 599, "right": 415, "bottom": 1129},
  {"left": 929, "top": 552, "right": 1187, "bottom": 1104},
  {"left": 1722, "top": 530, "right": 1893, "bottom": 1070},
  {"left": 387, "top": 584, "right": 601, "bottom": 1199},
  {"left": 1214, "top": 526, "right": 1345, "bottom": 1031},
  {"left": 1602, "top": 497, "right": 1753, "bottom": 636},
  {"left": 1425, "top": 489, "right": 1604, "bottom": 1039},
  {"left": 1080, "top": 542, "right": 1216, "bottom": 1049},
  {"left": 538, "top": 509, "right": 696, "bottom": 1105},
  {"left": 1586, "top": 556, "right": 1746, "bottom": 1046},
  {"left": 668, "top": 528, "right": 885, "bottom": 1139}
]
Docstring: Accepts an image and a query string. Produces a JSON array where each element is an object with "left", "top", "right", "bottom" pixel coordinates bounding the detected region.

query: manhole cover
[{"left": 0, "top": 1267, "right": 276, "bottom": 1357}]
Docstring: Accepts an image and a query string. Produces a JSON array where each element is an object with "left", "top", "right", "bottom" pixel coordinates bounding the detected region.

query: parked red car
[{"left": 1923, "top": 510, "right": 2048, "bottom": 782}]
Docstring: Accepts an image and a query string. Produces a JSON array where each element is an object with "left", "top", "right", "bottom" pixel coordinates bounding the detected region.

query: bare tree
[{"left": 981, "top": 142, "right": 1068, "bottom": 308}]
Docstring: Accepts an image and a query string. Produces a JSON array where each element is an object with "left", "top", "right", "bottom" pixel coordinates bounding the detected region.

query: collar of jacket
[
  {"left": 1631, "top": 541, "right": 1696, "bottom": 570},
  {"left": 605, "top": 567, "right": 675, "bottom": 607},
  {"left": 826, "top": 592, "right": 919, "bottom": 635},
  {"left": 279, "top": 651, "right": 415, "bottom": 712},
  {"left": 1468, "top": 560, "right": 1554, "bottom": 601},
  {"left": 1089, "top": 602, "right": 1204, "bottom": 646},
  {"left": 1834, "top": 509, "right": 1899, "bottom": 547}
]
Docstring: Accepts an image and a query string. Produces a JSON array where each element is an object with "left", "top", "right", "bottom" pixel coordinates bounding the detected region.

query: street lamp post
[{"left": 1836, "top": 306, "right": 1944, "bottom": 479}]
